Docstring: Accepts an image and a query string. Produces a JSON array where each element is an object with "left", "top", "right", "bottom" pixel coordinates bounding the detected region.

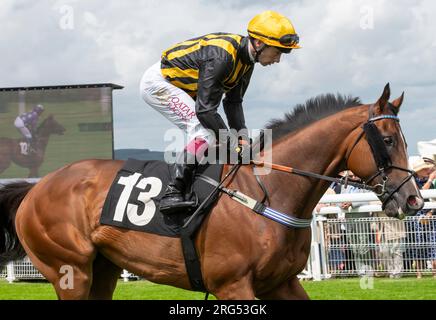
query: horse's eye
[{"left": 384, "top": 136, "right": 394, "bottom": 146}]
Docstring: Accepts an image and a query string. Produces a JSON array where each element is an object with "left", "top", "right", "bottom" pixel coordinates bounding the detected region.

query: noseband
[{"left": 345, "top": 107, "right": 415, "bottom": 209}]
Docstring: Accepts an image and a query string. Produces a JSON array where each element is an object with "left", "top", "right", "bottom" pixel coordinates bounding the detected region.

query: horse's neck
[
  {"left": 263, "top": 107, "right": 366, "bottom": 219},
  {"left": 35, "top": 132, "right": 50, "bottom": 150}
]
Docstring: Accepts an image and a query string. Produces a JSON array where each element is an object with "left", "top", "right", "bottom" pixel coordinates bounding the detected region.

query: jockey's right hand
[
  {"left": 237, "top": 138, "right": 252, "bottom": 161},
  {"left": 231, "top": 136, "right": 253, "bottom": 164},
  {"left": 225, "top": 134, "right": 239, "bottom": 154},
  {"left": 218, "top": 130, "right": 252, "bottom": 163}
]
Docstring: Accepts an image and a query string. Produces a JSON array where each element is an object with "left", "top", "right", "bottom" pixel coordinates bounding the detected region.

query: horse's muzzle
[{"left": 384, "top": 193, "right": 424, "bottom": 220}]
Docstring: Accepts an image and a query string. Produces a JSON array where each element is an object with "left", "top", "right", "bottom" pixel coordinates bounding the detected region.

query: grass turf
[{"left": 1, "top": 277, "right": 436, "bottom": 300}]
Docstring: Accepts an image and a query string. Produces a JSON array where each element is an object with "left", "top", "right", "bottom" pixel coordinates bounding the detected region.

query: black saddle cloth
[{"left": 100, "top": 158, "right": 223, "bottom": 237}]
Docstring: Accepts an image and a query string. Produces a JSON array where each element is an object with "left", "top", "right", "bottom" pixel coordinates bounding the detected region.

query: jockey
[
  {"left": 140, "top": 10, "right": 300, "bottom": 214},
  {"left": 14, "top": 104, "right": 44, "bottom": 155}
]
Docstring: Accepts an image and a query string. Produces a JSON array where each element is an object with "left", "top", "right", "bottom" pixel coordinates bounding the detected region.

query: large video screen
[{"left": 0, "top": 85, "right": 119, "bottom": 178}]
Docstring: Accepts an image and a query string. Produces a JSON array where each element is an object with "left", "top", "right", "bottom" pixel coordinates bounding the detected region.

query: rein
[{"left": 251, "top": 160, "right": 374, "bottom": 192}]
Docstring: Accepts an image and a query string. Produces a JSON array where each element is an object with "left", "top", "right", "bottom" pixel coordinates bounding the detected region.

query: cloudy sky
[{"left": 1, "top": 0, "right": 435, "bottom": 155}]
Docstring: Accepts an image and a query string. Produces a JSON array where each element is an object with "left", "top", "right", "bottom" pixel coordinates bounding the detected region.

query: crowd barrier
[{"left": 308, "top": 189, "right": 436, "bottom": 280}]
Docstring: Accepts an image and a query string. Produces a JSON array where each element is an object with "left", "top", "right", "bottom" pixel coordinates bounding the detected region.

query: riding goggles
[{"left": 248, "top": 30, "right": 300, "bottom": 47}]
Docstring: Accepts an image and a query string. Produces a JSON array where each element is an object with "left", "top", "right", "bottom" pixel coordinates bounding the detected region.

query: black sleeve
[
  {"left": 195, "top": 57, "right": 232, "bottom": 140},
  {"left": 222, "top": 66, "right": 254, "bottom": 131}
]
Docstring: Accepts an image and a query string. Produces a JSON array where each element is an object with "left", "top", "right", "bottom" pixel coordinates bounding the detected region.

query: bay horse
[
  {"left": 0, "top": 84, "right": 424, "bottom": 299},
  {"left": 0, "top": 115, "right": 66, "bottom": 177}
]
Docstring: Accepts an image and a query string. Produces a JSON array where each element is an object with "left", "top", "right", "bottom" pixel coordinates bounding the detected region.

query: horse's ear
[
  {"left": 391, "top": 91, "right": 404, "bottom": 111},
  {"left": 375, "top": 83, "right": 391, "bottom": 113}
]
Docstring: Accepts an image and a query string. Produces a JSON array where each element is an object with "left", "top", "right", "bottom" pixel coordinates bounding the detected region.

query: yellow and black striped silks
[{"left": 161, "top": 33, "right": 254, "bottom": 99}]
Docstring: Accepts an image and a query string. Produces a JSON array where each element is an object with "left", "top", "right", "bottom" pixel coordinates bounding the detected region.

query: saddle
[{"left": 100, "top": 158, "right": 223, "bottom": 237}]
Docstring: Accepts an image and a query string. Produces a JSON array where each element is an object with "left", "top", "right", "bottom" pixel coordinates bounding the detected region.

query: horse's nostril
[
  {"left": 407, "top": 196, "right": 417, "bottom": 207},
  {"left": 407, "top": 196, "right": 423, "bottom": 210}
]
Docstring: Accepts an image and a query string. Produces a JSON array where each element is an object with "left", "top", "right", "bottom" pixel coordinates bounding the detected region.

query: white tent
[{"left": 417, "top": 139, "right": 436, "bottom": 161}]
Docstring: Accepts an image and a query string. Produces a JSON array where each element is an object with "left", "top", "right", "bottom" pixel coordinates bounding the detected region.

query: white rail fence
[
  {"left": 307, "top": 189, "right": 436, "bottom": 280},
  {"left": 1, "top": 183, "right": 436, "bottom": 282}
]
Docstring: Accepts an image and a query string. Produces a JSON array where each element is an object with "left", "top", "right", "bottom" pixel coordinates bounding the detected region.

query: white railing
[
  {"left": 2, "top": 257, "right": 45, "bottom": 282},
  {"left": 318, "top": 189, "right": 436, "bottom": 211},
  {"left": 320, "top": 216, "right": 436, "bottom": 279},
  {"left": 2, "top": 186, "right": 436, "bottom": 282},
  {"left": 309, "top": 189, "right": 436, "bottom": 280}
]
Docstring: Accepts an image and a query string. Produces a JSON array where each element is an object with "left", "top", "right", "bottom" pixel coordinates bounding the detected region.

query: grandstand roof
[{"left": 0, "top": 83, "right": 123, "bottom": 91}]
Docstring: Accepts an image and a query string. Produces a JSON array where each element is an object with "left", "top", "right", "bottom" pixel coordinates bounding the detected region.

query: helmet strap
[{"left": 249, "top": 37, "right": 266, "bottom": 63}]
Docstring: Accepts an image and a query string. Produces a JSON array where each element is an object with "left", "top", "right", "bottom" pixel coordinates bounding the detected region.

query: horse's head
[
  {"left": 38, "top": 115, "right": 66, "bottom": 136},
  {"left": 346, "top": 83, "right": 424, "bottom": 219}
]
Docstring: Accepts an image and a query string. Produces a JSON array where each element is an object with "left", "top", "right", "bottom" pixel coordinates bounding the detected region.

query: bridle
[
  {"left": 251, "top": 105, "right": 416, "bottom": 210},
  {"left": 344, "top": 104, "right": 415, "bottom": 209}
]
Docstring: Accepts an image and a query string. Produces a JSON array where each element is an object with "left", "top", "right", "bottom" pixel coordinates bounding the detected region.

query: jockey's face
[
  {"left": 258, "top": 46, "right": 283, "bottom": 66},
  {"left": 251, "top": 39, "right": 283, "bottom": 66}
]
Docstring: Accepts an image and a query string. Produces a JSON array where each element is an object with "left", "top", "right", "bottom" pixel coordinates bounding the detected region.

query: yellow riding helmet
[{"left": 248, "top": 10, "right": 301, "bottom": 50}]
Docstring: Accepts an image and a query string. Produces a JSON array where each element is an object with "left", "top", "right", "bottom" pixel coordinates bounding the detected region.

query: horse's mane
[
  {"left": 36, "top": 116, "right": 50, "bottom": 134},
  {"left": 37, "top": 117, "right": 48, "bottom": 129},
  {"left": 265, "top": 93, "right": 362, "bottom": 141}
]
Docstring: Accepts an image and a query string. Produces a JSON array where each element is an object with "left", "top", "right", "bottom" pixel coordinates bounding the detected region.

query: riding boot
[
  {"left": 25, "top": 138, "right": 33, "bottom": 155},
  {"left": 159, "top": 152, "right": 197, "bottom": 214},
  {"left": 28, "top": 139, "right": 37, "bottom": 154}
]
